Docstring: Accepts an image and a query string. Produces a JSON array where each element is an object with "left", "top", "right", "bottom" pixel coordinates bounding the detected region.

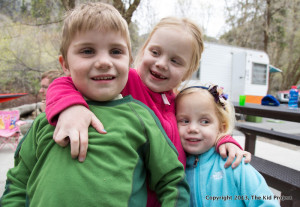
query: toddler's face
[
  {"left": 176, "top": 91, "right": 221, "bottom": 155},
  {"left": 60, "top": 30, "right": 130, "bottom": 101},
  {"left": 138, "top": 28, "right": 192, "bottom": 93}
]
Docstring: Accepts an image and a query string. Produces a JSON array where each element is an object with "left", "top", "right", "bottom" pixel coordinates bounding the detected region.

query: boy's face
[
  {"left": 60, "top": 30, "right": 130, "bottom": 101},
  {"left": 176, "top": 91, "right": 221, "bottom": 155},
  {"left": 138, "top": 28, "right": 192, "bottom": 93}
]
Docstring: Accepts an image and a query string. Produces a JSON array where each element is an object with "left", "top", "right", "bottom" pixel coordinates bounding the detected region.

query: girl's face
[
  {"left": 176, "top": 91, "right": 221, "bottom": 155},
  {"left": 138, "top": 28, "right": 193, "bottom": 93}
]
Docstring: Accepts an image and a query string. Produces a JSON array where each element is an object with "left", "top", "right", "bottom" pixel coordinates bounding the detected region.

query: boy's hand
[
  {"left": 53, "top": 105, "right": 106, "bottom": 162},
  {"left": 219, "top": 143, "right": 251, "bottom": 169}
]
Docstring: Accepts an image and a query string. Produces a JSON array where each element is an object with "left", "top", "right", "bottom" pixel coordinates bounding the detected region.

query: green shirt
[{"left": 1, "top": 96, "right": 189, "bottom": 207}]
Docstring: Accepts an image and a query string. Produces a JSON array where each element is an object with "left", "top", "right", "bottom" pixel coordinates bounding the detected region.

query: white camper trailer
[{"left": 189, "top": 42, "right": 270, "bottom": 104}]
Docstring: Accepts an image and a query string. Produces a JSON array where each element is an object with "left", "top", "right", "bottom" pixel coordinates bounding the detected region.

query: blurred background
[{"left": 0, "top": 0, "right": 299, "bottom": 109}]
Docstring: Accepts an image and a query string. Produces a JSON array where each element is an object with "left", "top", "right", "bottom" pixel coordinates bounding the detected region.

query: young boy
[{"left": 0, "top": 3, "right": 189, "bottom": 206}]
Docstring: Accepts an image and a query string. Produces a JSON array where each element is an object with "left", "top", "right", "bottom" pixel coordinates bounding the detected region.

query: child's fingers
[
  {"left": 243, "top": 151, "right": 252, "bottom": 163},
  {"left": 53, "top": 126, "right": 70, "bottom": 147},
  {"left": 231, "top": 154, "right": 243, "bottom": 169},
  {"left": 91, "top": 114, "right": 106, "bottom": 134},
  {"left": 78, "top": 129, "right": 89, "bottom": 162},
  {"left": 224, "top": 150, "right": 236, "bottom": 168},
  {"left": 68, "top": 130, "right": 80, "bottom": 159},
  {"left": 218, "top": 144, "right": 228, "bottom": 159}
]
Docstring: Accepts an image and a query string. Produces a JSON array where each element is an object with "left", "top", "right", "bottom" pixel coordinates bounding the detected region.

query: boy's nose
[{"left": 95, "top": 54, "right": 113, "bottom": 70}]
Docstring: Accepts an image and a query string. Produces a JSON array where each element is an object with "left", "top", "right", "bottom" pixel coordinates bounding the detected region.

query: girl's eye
[
  {"left": 151, "top": 49, "right": 159, "bottom": 56},
  {"left": 111, "top": 49, "right": 123, "bottom": 55},
  {"left": 171, "top": 59, "right": 181, "bottom": 65},
  {"left": 200, "top": 120, "right": 209, "bottom": 124},
  {"left": 178, "top": 119, "right": 189, "bottom": 124},
  {"left": 80, "top": 48, "right": 94, "bottom": 55}
]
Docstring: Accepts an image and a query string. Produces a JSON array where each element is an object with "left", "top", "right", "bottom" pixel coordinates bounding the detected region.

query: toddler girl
[{"left": 176, "top": 85, "right": 279, "bottom": 206}]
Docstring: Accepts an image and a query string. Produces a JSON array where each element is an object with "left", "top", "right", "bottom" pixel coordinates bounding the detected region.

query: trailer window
[{"left": 252, "top": 63, "right": 267, "bottom": 85}]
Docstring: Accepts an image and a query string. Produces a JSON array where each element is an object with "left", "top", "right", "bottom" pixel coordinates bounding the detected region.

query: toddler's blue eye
[
  {"left": 178, "top": 119, "right": 189, "bottom": 124},
  {"left": 200, "top": 120, "right": 209, "bottom": 124}
]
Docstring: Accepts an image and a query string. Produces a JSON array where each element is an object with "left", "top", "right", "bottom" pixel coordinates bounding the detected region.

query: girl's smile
[{"left": 138, "top": 27, "right": 193, "bottom": 93}]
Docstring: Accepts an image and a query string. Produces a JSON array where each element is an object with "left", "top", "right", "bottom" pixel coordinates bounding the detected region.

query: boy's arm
[
  {"left": 45, "top": 76, "right": 89, "bottom": 125},
  {"left": 0, "top": 121, "right": 38, "bottom": 206},
  {"left": 141, "top": 107, "right": 189, "bottom": 207},
  {"left": 216, "top": 135, "right": 251, "bottom": 168}
]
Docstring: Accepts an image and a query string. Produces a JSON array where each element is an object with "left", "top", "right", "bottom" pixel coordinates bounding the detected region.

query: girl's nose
[
  {"left": 155, "top": 56, "right": 168, "bottom": 70},
  {"left": 187, "top": 123, "right": 199, "bottom": 134}
]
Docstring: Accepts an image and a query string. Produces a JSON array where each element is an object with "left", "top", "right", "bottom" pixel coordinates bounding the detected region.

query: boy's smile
[{"left": 60, "top": 29, "right": 130, "bottom": 101}]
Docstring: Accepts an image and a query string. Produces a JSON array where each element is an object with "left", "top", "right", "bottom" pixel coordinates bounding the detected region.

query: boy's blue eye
[
  {"left": 81, "top": 48, "right": 94, "bottom": 54},
  {"left": 111, "top": 49, "right": 122, "bottom": 55}
]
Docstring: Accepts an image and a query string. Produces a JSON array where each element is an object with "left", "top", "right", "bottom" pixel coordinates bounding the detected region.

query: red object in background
[{"left": 0, "top": 93, "right": 28, "bottom": 103}]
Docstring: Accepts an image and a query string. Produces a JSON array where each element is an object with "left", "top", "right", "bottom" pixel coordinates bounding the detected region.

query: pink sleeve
[
  {"left": 215, "top": 135, "right": 243, "bottom": 153},
  {"left": 45, "top": 76, "right": 89, "bottom": 126}
]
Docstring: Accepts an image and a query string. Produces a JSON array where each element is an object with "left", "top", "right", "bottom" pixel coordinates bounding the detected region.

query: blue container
[{"left": 288, "top": 86, "right": 299, "bottom": 109}]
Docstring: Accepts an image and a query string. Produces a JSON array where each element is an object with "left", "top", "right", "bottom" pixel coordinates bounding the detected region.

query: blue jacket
[{"left": 186, "top": 147, "right": 280, "bottom": 207}]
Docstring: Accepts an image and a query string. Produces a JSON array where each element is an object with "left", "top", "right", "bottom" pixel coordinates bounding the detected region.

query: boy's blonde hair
[
  {"left": 176, "top": 85, "right": 236, "bottom": 144},
  {"left": 134, "top": 17, "right": 204, "bottom": 82},
  {"left": 60, "top": 2, "right": 132, "bottom": 66}
]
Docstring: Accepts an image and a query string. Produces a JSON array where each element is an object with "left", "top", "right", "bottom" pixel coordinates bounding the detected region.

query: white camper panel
[{"left": 191, "top": 42, "right": 269, "bottom": 102}]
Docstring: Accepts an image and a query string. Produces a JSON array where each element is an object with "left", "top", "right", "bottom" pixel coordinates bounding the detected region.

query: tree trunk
[
  {"left": 264, "top": 0, "right": 271, "bottom": 53},
  {"left": 61, "top": 0, "right": 75, "bottom": 11},
  {"left": 113, "top": 0, "right": 141, "bottom": 25}
]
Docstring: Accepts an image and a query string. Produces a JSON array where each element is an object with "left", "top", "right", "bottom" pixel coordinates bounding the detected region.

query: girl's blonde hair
[
  {"left": 134, "top": 17, "right": 204, "bottom": 82},
  {"left": 60, "top": 2, "right": 132, "bottom": 66},
  {"left": 176, "top": 85, "right": 236, "bottom": 144}
]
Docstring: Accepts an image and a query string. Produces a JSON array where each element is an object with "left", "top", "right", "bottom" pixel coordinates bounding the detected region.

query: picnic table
[
  {"left": 233, "top": 102, "right": 300, "bottom": 122},
  {"left": 233, "top": 102, "right": 300, "bottom": 207}
]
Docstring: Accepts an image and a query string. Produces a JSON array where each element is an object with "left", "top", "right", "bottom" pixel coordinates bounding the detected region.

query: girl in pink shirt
[{"left": 46, "top": 17, "right": 250, "bottom": 207}]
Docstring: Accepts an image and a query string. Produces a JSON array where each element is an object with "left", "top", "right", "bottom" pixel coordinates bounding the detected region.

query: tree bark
[
  {"left": 61, "top": 0, "right": 75, "bottom": 11},
  {"left": 113, "top": 0, "right": 141, "bottom": 25}
]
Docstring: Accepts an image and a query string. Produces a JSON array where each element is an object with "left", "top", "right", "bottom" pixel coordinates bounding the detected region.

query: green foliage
[
  {"left": 0, "top": 0, "right": 141, "bottom": 105},
  {"left": 31, "top": 0, "right": 51, "bottom": 21},
  {"left": 0, "top": 17, "right": 60, "bottom": 95}
]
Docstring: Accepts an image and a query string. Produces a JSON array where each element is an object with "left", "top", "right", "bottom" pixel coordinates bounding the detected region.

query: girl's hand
[
  {"left": 53, "top": 105, "right": 106, "bottom": 162},
  {"left": 219, "top": 143, "right": 251, "bottom": 169}
]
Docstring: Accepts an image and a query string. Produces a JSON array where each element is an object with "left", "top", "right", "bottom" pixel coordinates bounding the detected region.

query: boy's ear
[{"left": 59, "top": 55, "right": 71, "bottom": 76}]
